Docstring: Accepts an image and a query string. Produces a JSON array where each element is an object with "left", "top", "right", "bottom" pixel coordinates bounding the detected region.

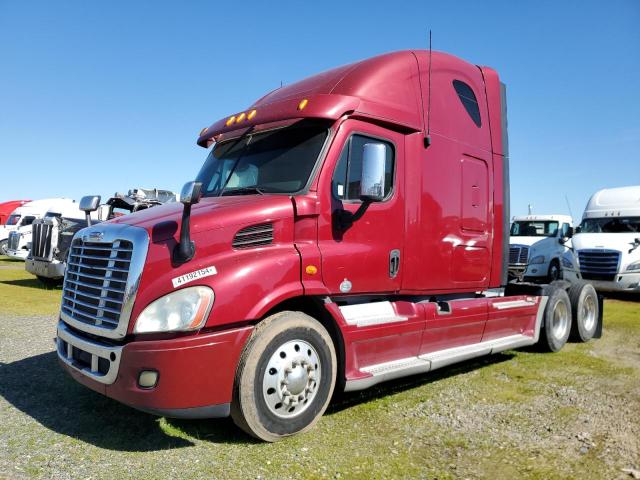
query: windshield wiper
[{"left": 220, "top": 186, "right": 267, "bottom": 196}]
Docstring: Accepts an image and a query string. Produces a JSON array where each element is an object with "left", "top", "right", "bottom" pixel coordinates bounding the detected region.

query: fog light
[{"left": 138, "top": 370, "right": 159, "bottom": 389}]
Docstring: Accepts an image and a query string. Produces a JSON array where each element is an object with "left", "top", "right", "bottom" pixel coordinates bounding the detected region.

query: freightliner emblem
[{"left": 83, "top": 231, "right": 104, "bottom": 242}]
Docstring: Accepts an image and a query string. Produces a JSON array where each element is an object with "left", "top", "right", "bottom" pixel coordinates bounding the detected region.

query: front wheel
[
  {"left": 0, "top": 239, "right": 8, "bottom": 256},
  {"left": 231, "top": 311, "right": 337, "bottom": 442},
  {"left": 547, "top": 259, "right": 562, "bottom": 282}
]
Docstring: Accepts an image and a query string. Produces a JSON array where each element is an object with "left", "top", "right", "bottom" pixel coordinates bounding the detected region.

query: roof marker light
[
  {"left": 236, "top": 112, "right": 246, "bottom": 122},
  {"left": 298, "top": 98, "right": 309, "bottom": 111},
  {"left": 226, "top": 115, "right": 236, "bottom": 126},
  {"left": 247, "top": 109, "right": 257, "bottom": 120}
]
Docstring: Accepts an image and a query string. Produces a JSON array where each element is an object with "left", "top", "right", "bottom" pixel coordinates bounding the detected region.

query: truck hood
[
  {"left": 509, "top": 236, "right": 556, "bottom": 248},
  {"left": 108, "top": 195, "right": 295, "bottom": 238},
  {"left": 572, "top": 232, "right": 640, "bottom": 251}
]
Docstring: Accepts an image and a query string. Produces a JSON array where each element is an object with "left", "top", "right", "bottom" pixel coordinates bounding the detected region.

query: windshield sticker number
[{"left": 172, "top": 266, "right": 217, "bottom": 288}]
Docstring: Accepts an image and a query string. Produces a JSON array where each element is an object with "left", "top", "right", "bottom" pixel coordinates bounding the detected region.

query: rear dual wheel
[
  {"left": 231, "top": 311, "right": 337, "bottom": 442},
  {"left": 568, "top": 282, "right": 599, "bottom": 342},
  {"left": 539, "top": 287, "right": 572, "bottom": 352}
]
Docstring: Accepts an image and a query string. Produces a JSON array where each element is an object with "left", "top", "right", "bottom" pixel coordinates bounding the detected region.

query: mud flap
[{"left": 593, "top": 295, "right": 604, "bottom": 339}]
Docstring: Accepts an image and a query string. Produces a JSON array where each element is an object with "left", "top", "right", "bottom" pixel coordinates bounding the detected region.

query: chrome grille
[
  {"left": 61, "top": 239, "right": 133, "bottom": 331},
  {"left": 232, "top": 223, "right": 274, "bottom": 249},
  {"left": 7, "top": 231, "right": 20, "bottom": 251},
  {"left": 31, "top": 220, "right": 54, "bottom": 260},
  {"left": 578, "top": 249, "right": 620, "bottom": 281},
  {"left": 508, "top": 245, "right": 529, "bottom": 264}
]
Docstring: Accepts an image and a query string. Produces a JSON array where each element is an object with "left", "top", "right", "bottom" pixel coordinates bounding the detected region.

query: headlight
[
  {"left": 626, "top": 261, "right": 640, "bottom": 272},
  {"left": 133, "top": 286, "right": 214, "bottom": 334},
  {"left": 530, "top": 255, "right": 545, "bottom": 264},
  {"left": 562, "top": 257, "right": 574, "bottom": 269}
]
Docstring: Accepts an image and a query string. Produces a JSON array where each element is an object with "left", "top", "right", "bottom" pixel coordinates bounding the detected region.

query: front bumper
[
  {"left": 56, "top": 321, "right": 254, "bottom": 417},
  {"left": 25, "top": 258, "right": 66, "bottom": 279},
  {"left": 6, "top": 249, "right": 28, "bottom": 260},
  {"left": 583, "top": 272, "right": 640, "bottom": 292}
]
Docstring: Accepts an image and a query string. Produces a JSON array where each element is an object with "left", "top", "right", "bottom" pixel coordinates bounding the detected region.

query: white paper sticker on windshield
[{"left": 172, "top": 266, "right": 217, "bottom": 288}]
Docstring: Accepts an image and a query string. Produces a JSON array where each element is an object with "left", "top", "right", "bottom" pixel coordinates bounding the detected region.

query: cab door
[{"left": 317, "top": 120, "right": 405, "bottom": 294}]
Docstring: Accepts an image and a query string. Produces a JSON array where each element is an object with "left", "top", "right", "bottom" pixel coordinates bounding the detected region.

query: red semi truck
[
  {"left": 0, "top": 200, "right": 30, "bottom": 225},
  {"left": 56, "top": 50, "right": 602, "bottom": 441}
]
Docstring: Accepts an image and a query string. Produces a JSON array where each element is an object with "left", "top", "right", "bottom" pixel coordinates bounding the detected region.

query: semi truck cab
[
  {"left": 55, "top": 50, "right": 602, "bottom": 441},
  {"left": 508, "top": 214, "right": 575, "bottom": 282},
  {"left": 571, "top": 186, "right": 640, "bottom": 293}
]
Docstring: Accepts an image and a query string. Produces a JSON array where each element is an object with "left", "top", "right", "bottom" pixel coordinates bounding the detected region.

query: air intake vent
[{"left": 233, "top": 223, "right": 274, "bottom": 249}]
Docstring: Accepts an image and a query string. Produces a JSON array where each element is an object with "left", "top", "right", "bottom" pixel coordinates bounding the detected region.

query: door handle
[{"left": 389, "top": 249, "right": 400, "bottom": 278}]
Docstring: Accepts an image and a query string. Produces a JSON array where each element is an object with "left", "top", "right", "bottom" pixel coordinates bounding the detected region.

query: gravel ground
[{"left": 0, "top": 298, "right": 639, "bottom": 479}]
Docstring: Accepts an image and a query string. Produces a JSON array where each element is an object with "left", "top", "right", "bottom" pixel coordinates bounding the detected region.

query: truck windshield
[
  {"left": 580, "top": 216, "right": 640, "bottom": 233},
  {"left": 510, "top": 221, "right": 559, "bottom": 237},
  {"left": 6, "top": 214, "right": 20, "bottom": 225},
  {"left": 196, "top": 121, "right": 330, "bottom": 197}
]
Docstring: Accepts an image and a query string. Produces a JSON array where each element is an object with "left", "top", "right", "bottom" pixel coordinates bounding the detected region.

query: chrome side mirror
[
  {"left": 180, "top": 181, "right": 203, "bottom": 206},
  {"left": 79, "top": 195, "right": 101, "bottom": 227},
  {"left": 79, "top": 195, "right": 101, "bottom": 213},
  {"left": 359, "top": 143, "right": 387, "bottom": 202}
]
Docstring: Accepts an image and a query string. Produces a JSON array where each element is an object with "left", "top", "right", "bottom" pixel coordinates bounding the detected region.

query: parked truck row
[
  {"left": 1, "top": 189, "right": 177, "bottom": 284},
  {"left": 508, "top": 186, "right": 640, "bottom": 293}
]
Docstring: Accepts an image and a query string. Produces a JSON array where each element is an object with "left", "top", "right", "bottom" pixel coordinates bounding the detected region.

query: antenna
[
  {"left": 564, "top": 195, "right": 574, "bottom": 219},
  {"left": 424, "top": 29, "right": 432, "bottom": 148}
]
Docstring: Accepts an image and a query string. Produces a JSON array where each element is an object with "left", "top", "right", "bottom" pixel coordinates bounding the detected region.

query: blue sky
[{"left": 0, "top": 0, "right": 638, "bottom": 219}]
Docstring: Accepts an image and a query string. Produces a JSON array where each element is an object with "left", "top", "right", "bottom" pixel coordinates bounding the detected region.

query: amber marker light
[
  {"left": 298, "top": 98, "right": 309, "bottom": 110},
  {"left": 247, "top": 109, "right": 257, "bottom": 120},
  {"left": 236, "top": 112, "right": 246, "bottom": 122},
  {"left": 226, "top": 115, "right": 236, "bottom": 126},
  {"left": 305, "top": 265, "right": 318, "bottom": 275}
]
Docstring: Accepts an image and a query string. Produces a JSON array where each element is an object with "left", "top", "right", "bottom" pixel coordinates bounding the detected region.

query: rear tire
[
  {"left": 538, "top": 287, "right": 572, "bottom": 352},
  {"left": 568, "top": 282, "right": 599, "bottom": 342},
  {"left": 231, "top": 311, "right": 337, "bottom": 442}
]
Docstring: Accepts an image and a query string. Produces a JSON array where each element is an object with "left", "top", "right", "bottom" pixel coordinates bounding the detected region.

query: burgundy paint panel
[
  {"left": 483, "top": 296, "right": 541, "bottom": 341},
  {"left": 420, "top": 298, "right": 487, "bottom": 354}
]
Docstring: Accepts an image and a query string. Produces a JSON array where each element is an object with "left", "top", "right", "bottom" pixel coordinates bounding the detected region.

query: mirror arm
[
  {"left": 337, "top": 200, "right": 372, "bottom": 230},
  {"left": 173, "top": 203, "right": 195, "bottom": 264}
]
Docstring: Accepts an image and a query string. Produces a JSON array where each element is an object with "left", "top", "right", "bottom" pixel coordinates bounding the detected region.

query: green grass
[
  {"left": 0, "top": 262, "right": 62, "bottom": 316},
  {"left": 0, "top": 265, "right": 638, "bottom": 479},
  {"left": 0, "top": 255, "right": 24, "bottom": 267}
]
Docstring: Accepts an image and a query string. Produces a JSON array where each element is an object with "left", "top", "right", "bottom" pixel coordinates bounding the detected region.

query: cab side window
[
  {"left": 22, "top": 216, "right": 36, "bottom": 226},
  {"left": 332, "top": 134, "right": 395, "bottom": 201}
]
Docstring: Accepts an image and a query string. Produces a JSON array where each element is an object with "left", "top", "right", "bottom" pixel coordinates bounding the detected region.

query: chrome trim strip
[
  {"left": 56, "top": 321, "right": 122, "bottom": 385},
  {"left": 339, "top": 301, "right": 407, "bottom": 327},
  {"left": 60, "top": 223, "right": 149, "bottom": 340},
  {"left": 492, "top": 299, "right": 536, "bottom": 310}
]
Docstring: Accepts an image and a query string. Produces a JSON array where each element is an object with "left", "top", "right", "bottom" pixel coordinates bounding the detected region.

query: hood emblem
[
  {"left": 83, "top": 231, "right": 104, "bottom": 242},
  {"left": 340, "top": 278, "right": 352, "bottom": 293}
]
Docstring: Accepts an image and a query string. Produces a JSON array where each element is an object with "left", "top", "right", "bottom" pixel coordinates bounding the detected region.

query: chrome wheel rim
[
  {"left": 551, "top": 300, "right": 569, "bottom": 340},
  {"left": 582, "top": 295, "right": 597, "bottom": 332},
  {"left": 262, "top": 339, "right": 321, "bottom": 418}
]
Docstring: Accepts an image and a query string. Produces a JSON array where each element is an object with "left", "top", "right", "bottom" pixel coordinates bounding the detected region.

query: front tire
[
  {"left": 231, "top": 311, "right": 337, "bottom": 442},
  {"left": 0, "top": 239, "right": 8, "bottom": 256},
  {"left": 547, "top": 259, "right": 562, "bottom": 282},
  {"left": 539, "top": 286, "right": 572, "bottom": 352},
  {"left": 568, "top": 282, "right": 599, "bottom": 342}
]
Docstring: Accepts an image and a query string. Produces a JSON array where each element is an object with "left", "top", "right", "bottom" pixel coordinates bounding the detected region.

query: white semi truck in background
[
  {"left": 508, "top": 214, "right": 575, "bottom": 282},
  {"left": 2, "top": 199, "right": 77, "bottom": 259},
  {"left": 26, "top": 188, "right": 177, "bottom": 285},
  {"left": 570, "top": 186, "right": 640, "bottom": 293}
]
